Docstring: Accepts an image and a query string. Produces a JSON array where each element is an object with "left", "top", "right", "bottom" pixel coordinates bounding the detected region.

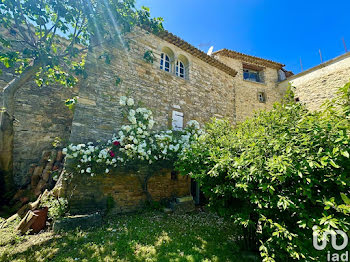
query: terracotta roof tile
[
  {"left": 143, "top": 28, "right": 238, "bottom": 77},
  {"left": 213, "top": 48, "right": 285, "bottom": 69}
]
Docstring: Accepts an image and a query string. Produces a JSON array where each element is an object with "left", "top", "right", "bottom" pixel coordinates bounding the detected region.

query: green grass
[{"left": 0, "top": 211, "right": 258, "bottom": 262}]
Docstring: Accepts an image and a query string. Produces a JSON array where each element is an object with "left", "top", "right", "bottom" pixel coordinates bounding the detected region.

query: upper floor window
[
  {"left": 243, "top": 63, "right": 264, "bottom": 83},
  {"left": 160, "top": 53, "right": 171, "bottom": 72},
  {"left": 176, "top": 54, "right": 189, "bottom": 79},
  {"left": 159, "top": 47, "right": 189, "bottom": 79},
  {"left": 243, "top": 69, "right": 261, "bottom": 82},
  {"left": 176, "top": 60, "right": 185, "bottom": 78}
]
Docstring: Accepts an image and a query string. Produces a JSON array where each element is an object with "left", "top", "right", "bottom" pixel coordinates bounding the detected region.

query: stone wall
[
  {"left": 278, "top": 52, "right": 350, "bottom": 111},
  {"left": 66, "top": 169, "right": 190, "bottom": 215},
  {"left": 69, "top": 28, "right": 236, "bottom": 143},
  {"left": 214, "top": 54, "right": 285, "bottom": 123},
  {"left": 0, "top": 65, "right": 78, "bottom": 186}
]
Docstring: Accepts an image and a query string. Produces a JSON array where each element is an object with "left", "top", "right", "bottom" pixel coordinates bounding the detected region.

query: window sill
[
  {"left": 243, "top": 79, "right": 266, "bottom": 86},
  {"left": 157, "top": 68, "right": 190, "bottom": 82}
]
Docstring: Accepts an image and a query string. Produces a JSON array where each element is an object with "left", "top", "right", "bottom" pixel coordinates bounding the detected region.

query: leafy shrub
[
  {"left": 143, "top": 50, "right": 155, "bottom": 64},
  {"left": 176, "top": 83, "right": 350, "bottom": 261},
  {"left": 40, "top": 195, "right": 68, "bottom": 220}
]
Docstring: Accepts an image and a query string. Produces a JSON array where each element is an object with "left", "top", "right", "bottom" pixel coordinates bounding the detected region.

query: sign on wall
[{"left": 172, "top": 111, "right": 184, "bottom": 131}]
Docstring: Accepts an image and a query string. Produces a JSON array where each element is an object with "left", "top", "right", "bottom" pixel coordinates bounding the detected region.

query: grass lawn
[{"left": 0, "top": 211, "right": 257, "bottom": 262}]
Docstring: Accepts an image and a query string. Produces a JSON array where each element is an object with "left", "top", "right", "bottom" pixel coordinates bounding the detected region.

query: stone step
[
  {"left": 53, "top": 213, "right": 102, "bottom": 232},
  {"left": 170, "top": 196, "right": 195, "bottom": 214},
  {"left": 175, "top": 196, "right": 194, "bottom": 203}
]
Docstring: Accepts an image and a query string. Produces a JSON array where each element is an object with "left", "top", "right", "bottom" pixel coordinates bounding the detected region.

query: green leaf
[
  {"left": 341, "top": 193, "right": 350, "bottom": 205},
  {"left": 329, "top": 160, "right": 340, "bottom": 168},
  {"left": 341, "top": 151, "right": 349, "bottom": 158}
]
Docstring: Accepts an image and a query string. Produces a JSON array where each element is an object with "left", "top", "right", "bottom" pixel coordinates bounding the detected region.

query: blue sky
[{"left": 137, "top": 0, "right": 350, "bottom": 74}]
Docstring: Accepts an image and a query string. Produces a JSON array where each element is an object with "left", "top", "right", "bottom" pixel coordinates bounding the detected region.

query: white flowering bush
[{"left": 63, "top": 96, "right": 202, "bottom": 176}]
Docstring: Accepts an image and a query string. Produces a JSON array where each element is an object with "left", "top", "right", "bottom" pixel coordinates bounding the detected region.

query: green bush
[
  {"left": 176, "top": 83, "right": 350, "bottom": 261},
  {"left": 40, "top": 195, "right": 68, "bottom": 220}
]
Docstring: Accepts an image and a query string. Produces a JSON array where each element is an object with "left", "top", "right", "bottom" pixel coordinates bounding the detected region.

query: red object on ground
[{"left": 31, "top": 207, "right": 48, "bottom": 233}]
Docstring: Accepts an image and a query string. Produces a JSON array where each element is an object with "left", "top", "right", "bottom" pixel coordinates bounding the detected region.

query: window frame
[
  {"left": 160, "top": 53, "right": 171, "bottom": 72},
  {"left": 176, "top": 60, "right": 186, "bottom": 79},
  {"left": 243, "top": 68, "right": 261, "bottom": 83}
]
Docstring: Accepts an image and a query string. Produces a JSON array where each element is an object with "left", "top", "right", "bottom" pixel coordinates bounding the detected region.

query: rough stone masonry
[{"left": 3, "top": 25, "right": 349, "bottom": 213}]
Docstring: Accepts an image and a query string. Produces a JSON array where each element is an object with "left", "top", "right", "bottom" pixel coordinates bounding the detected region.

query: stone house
[
  {"left": 278, "top": 51, "right": 350, "bottom": 110},
  {"left": 2, "top": 27, "right": 291, "bottom": 213}
]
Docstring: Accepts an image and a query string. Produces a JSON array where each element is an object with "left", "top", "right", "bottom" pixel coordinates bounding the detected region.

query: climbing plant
[
  {"left": 63, "top": 96, "right": 202, "bottom": 176},
  {"left": 143, "top": 50, "right": 155, "bottom": 64}
]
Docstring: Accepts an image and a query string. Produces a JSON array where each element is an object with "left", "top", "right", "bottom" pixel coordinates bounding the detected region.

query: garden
[
  {"left": 1, "top": 83, "right": 349, "bottom": 262},
  {"left": 0, "top": 0, "right": 349, "bottom": 261}
]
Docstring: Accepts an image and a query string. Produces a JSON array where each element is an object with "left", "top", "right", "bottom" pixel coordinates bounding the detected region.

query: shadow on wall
[{"left": 63, "top": 168, "right": 191, "bottom": 215}]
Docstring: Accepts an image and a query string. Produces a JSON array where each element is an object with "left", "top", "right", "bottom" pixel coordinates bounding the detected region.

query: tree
[
  {"left": 176, "top": 84, "right": 350, "bottom": 261},
  {"left": 0, "top": 0, "right": 163, "bottom": 197}
]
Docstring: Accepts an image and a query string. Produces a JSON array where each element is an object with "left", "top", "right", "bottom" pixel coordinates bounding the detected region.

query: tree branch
[{"left": 15, "top": 0, "right": 36, "bottom": 45}]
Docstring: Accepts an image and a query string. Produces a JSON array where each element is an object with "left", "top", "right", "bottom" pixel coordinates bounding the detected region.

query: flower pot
[{"left": 31, "top": 207, "right": 48, "bottom": 233}]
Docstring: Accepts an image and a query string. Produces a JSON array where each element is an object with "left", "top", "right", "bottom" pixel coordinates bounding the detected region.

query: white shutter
[{"left": 172, "top": 111, "right": 184, "bottom": 131}]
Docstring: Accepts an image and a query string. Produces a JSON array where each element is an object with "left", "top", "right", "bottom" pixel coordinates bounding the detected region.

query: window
[
  {"left": 176, "top": 54, "right": 189, "bottom": 79},
  {"left": 159, "top": 48, "right": 189, "bottom": 79},
  {"left": 244, "top": 69, "right": 261, "bottom": 82},
  {"left": 258, "top": 92, "right": 266, "bottom": 103},
  {"left": 172, "top": 111, "right": 184, "bottom": 131},
  {"left": 160, "top": 53, "right": 171, "bottom": 72},
  {"left": 176, "top": 60, "right": 185, "bottom": 78}
]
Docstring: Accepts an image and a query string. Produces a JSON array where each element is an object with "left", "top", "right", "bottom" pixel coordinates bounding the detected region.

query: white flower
[
  {"left": 105, "top": 169, "right": 109, "bottom": 173},
  {"left": 187, "top": 120, "right": 200, "bottom": 129},
  {"left": 127, "top": 98, "right": 134, "bottom": 106},
  {"left": 86, "top": 167, "right": 91, "bottom": 173},
  {"left": 129, "top": 116, "right": 137, "bottom": 125},
  {"left": 122, "top": 125, "right": 132, "bottom": 133},
  {"left": 119, "top": 96, "right": 127, "bottom": 106},
  {"left": 81, "top": 170, "right": 85, "bottom": 174},
  {"left": 129, "top": 109, "right": 135, "bottom": 116},
  {"left": 148, "top": 119, "right": 155, "bottom": 129},
  {"left": 62, "top": 148, "right": 67, "bottom": 155}
]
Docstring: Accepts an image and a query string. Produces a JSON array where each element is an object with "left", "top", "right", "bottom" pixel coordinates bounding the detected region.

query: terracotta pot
[{"left": 31, "top": 207, "right": 48, "bottom": 233}]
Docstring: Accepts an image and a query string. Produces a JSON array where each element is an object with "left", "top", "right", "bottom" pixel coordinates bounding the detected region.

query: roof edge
[
  {"left": 141, "top": 27, "right": 238, "bottom": 77},
  {"left": 213, "top": 48, "right": 285, "bottom": 69},
  {"left": 281, "top": 51, "right": 350, "bottom": 83}
]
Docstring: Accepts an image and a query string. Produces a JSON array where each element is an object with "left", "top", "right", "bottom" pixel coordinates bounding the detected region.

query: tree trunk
[{"left": 0, "top": 61, "right": 41, "bottom": 198}]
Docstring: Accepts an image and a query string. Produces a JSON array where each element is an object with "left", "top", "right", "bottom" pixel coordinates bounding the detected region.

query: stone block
[{"left": 53, "top": 213, "right": 103, "bottom": 232}]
